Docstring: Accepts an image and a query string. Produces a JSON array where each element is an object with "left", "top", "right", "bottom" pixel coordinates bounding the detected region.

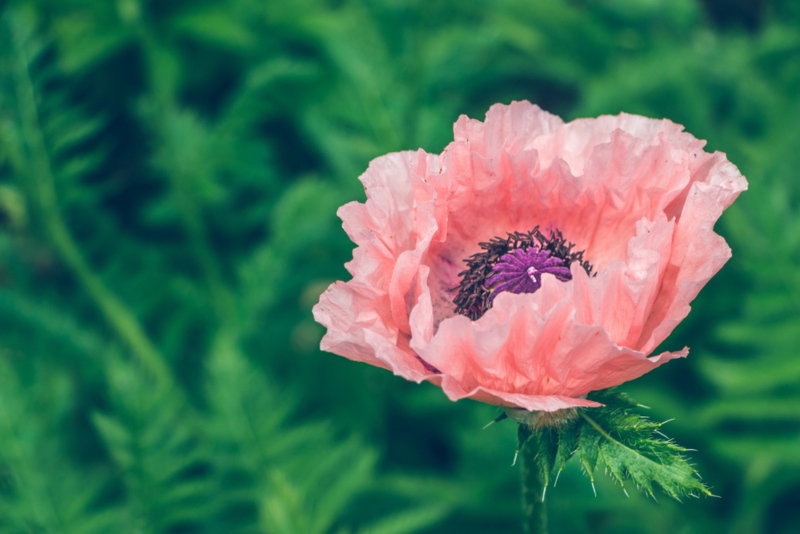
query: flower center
[
  {"left": 452, "top": 227, "right": 593, "bottom": 320},
  {"left": 486, "top": 247, "right": 572, "bottom": 298}
]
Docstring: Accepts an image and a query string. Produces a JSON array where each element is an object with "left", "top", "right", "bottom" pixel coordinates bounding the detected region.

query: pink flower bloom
[{"left": 313, "top": 101, "right": 747, "bottom": 412}]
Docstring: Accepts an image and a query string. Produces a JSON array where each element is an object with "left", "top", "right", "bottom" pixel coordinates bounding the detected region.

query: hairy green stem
[
  {"left": 6, "top": 19, "right": 173, "bottom": 387},
  {"left": 519, "top": 427, "right": 548, "bottom": 534}
]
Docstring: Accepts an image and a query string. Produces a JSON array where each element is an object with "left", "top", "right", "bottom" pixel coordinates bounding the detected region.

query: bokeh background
[{"left": 1, "top": 0, "right": 799, "bottom": 532}]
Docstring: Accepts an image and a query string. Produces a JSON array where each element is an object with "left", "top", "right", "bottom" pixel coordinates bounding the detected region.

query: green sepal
[
  {"left": 577, "top": 420, "right": 601, "bottom": 491},
  {"left": 517, "top": 390, "right": 711, "bottom": 501},
  {"left": 580, "top": 390, "right": 712, "bottom": 500},
  {"left": 553, "top": 419, "right": 579, "bottom": 486}
]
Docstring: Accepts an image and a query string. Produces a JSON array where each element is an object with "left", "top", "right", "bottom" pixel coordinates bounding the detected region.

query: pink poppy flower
[{"left": 313, "top": 101, "right": 747, "bottom": 412}]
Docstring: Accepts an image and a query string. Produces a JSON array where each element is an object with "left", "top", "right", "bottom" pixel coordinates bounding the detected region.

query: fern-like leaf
[
  {"left": 92, "top": 356, "right": 214, "bottom": 533},
  {"left": 0, "top": 360, "right": 120, "bottom": 534}
]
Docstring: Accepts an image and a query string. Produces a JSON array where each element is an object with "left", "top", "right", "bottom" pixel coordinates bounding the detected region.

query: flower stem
[{"left": 519, "top": 426, "right": 548, "bottom": 534}]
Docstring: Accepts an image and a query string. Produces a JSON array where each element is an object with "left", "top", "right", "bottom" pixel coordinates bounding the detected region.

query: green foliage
[
  {"left": 0, "top": 363, "right": 115, "bottom": 533},
  {"left": 93, "top": 357, "right": 214, "bottom": 532},
  {"left": 0, "top": 0, "right": 799, "bottom": 532}
]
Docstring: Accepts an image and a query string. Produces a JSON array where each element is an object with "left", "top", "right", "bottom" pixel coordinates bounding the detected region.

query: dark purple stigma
[
  {"left": 485, "top": 248, "right": 572, "bottom": 299},
  {"left": 452, "top": 227, "right": 593, "bottom": 320}
]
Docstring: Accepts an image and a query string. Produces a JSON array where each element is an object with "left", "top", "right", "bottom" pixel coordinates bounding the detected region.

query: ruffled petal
[
  {"left": 637, "top": 159, "right": 747, "bottom": 352},
  {"left": 413, "top": 281, "right": 687, "bottom": 411}
]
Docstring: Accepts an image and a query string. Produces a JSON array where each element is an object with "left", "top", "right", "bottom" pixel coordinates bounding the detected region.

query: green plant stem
[
  {"left": 135, "top": 21, "right": 237, "bottom": 332},
  {"left": 7, "top": 20, "right": 174, "bottom": 388},
  {"left": 519, "top": 428, "right": 548, "bottom": 534},
  {"left": 171, "top": 164, "right": 237, "bottom": 328}
]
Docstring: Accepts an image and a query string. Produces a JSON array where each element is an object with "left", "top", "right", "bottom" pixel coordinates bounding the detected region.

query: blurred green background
[{"left": 0, "top": 0, "right": 799, "bottom": 532}]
